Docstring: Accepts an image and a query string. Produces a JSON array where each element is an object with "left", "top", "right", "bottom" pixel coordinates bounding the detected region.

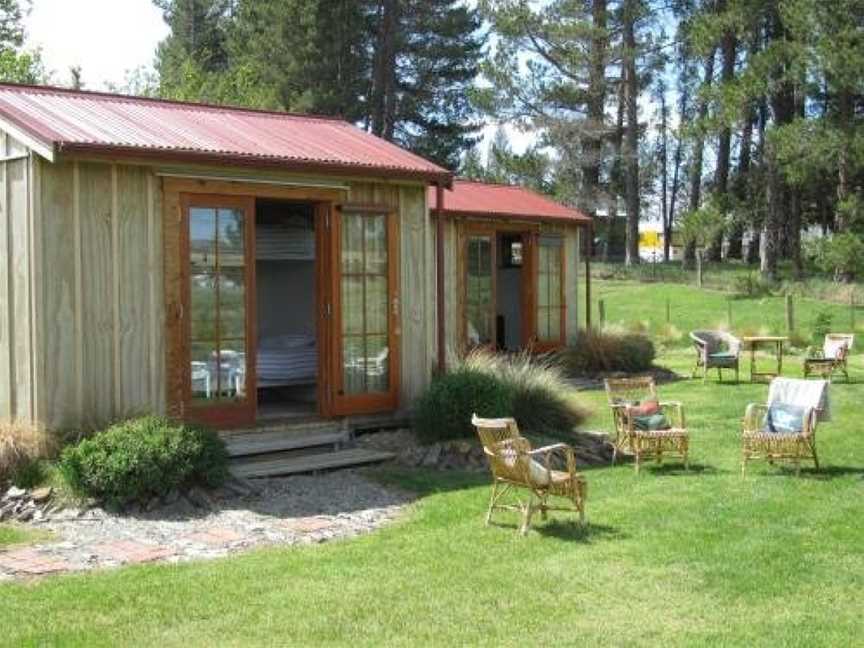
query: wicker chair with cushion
[
  {"left": 741, "top": 386, "right": 821, "bottom": 477},
  {"left": 604, "top": 377, "right": 689, "bottom": 474},
  {"left": 690, "top": 330, "right": 741, "bottom": 383},
  {"left": 471, "top": 414, "right": 587, "bottom": 535},
  {"left": 803, "top": 334, "right": 854, "bottom": 382}
]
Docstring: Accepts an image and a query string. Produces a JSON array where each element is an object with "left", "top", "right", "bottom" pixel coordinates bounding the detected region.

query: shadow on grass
[
  {"left": 754, "top": 464, "right": 864, "bottom": 481},
  {"left": 639, "top": 462, "right": 724, "bottom": 477},
  {"left": 373, "top": 467, "right": 489, "bottom": 496},
  {"left": 488, "top": 518, "right": 624, "bottom": 543}
]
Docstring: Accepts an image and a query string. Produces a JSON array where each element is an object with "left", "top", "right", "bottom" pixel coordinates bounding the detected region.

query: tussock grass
[{"left": 0, "top": 422, "right": 54, "bottom": 485}]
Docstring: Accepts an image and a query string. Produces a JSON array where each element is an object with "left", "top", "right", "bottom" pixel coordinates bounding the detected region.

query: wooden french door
[
  {"left": 532, "top": 234, "right": 566, "bottom": 351},
  {"left": 180, "top": 194, "right": 257, "bottom": 427},
  {"left": 464, "top": 229, "right": 497, "bottom": 348},
  {"left": 328, "top": 205, "right": 400, "bottom": 415},
  {"left": 462, "top": 226, "right": 537, "bottom": 351}
]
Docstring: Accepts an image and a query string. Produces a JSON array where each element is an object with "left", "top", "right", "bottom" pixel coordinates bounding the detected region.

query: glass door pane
[
  {"left": 465, "top": 234, "right": 494, "bottom": 347},
  {"left": 340, "top": 210, "right": 390, "bottom": 396},
  {"left": 536, "top": 236, "right": 563, "bottom": 344},
  {"left": 188, "top": 206, "right": 249, "bottom": 404}
]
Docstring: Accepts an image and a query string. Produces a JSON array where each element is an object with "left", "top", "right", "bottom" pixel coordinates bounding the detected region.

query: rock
[
  {"left": 160, "top": 496, "right": 198, "bottom": 519},
  {"left": 31, "top": 486, "right": 53, "bottom": 503},
  {"left": 3, "top": 486, "right": 26, "bottom": 501},
  {"left": 222, "top": 477, "right": 253, "bottom": 498},
  {"left": 186, "top": 487, "right": 216, "bottom": 510},
  {"left": 145, "top": 497, "right": 161, "bottom": 512},
  {"left": 162, "top": 490, "right": 181, "bottom": 506},
  {"left": 420, "top": 443, "right": 442, "bottom": 467},
  {"left": 15, "top": 506, "right": 34, "bottom": 522}
]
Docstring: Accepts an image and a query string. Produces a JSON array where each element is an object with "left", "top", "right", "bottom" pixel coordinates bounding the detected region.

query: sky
[{"left": 24, "top": 0, "right": 168, "bottom": 89}]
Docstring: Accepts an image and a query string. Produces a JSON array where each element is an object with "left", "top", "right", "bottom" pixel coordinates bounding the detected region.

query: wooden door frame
[
  {"left": 179, "top": 192, "right": 257, "bottom": 427},
  {"left": 327, "top": 203, "right": 401, "bottom": 416}
]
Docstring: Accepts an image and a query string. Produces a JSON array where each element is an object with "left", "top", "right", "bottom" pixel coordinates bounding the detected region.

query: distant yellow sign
[{"left": 639, "top": 231, "right": 661, "bottom": 249}]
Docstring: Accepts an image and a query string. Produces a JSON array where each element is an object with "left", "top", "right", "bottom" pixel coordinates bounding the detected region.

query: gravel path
[{"left": 0, "top": 470, "right": 412, "bottom": 580}]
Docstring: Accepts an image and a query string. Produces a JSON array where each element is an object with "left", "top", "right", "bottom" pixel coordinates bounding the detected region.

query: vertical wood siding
[
  {"left": 0, "top": 133, "right": 37, "bottom": 424},
  {"left": 39, "top": 159, "right": 164, "bottom": 431}
]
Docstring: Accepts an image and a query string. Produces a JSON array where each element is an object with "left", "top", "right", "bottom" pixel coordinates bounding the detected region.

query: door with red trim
[{"left": 329, "top": 205, "right": 400, "bottom": 415}]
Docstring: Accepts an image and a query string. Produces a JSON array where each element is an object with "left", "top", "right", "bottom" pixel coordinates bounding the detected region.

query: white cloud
[{"left": 24, "top": 0, "right": 169, "bottom": 89}]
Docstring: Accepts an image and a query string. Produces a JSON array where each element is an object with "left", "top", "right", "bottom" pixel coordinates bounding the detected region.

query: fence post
[
  {"left": 727, "top": 299, "right": 733, "bottom": 327},
  {"left": 665, "top": 298, "right": 671, "bottom": 324},
  {"left": 598, "top": 299, "right": 606, "bottom": 329},
  {"left": 785, "top": 294, "right": 795, "bottom": 333},
  {"left": 852, "top": 292, "right": 857, "bottom": 331},
  {"left": 696, "top": 249, "right": 703, "bottom": 288}
]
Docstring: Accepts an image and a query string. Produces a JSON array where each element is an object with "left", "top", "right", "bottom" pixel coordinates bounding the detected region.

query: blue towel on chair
[{"left": 762, "top": 403, "right": 808, "bottom": 434}]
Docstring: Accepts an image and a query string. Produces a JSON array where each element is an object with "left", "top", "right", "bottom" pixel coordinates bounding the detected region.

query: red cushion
[{"left": 631, "top": 399, "right": 660, "bottom": 416}]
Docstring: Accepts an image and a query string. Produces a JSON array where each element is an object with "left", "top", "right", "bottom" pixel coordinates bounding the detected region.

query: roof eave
[
  {"left": 56, "top": 142, "right": 453, "bottom": 186},
  {"left": 441, "top": 208, "right": 592, "bottom": 226}
]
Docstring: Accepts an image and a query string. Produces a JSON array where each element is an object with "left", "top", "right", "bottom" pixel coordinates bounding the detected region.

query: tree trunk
[
  {"left": 370, "top": 0, "right": 398, "bottom": 140},
  {"left": 579, "top": 0, "right": 608, "bottom": 221},
  {"left": 622, "top": 1, "right": 640, "bottom": 266},
  {"left": 668, "top": 85, "right": 689, "bottom": 263},
  {"left": 659, "top": 89, "right": 670, "bottom": 262},
  {"left": 685, "top": 47, "right": 717, "bottom": 267},
  {"left": 836, "top": 88, "right": 853, "bottom": 232},
  {"left": 761, "top": 7, "right": 794, "bottom": 281},
  {"left": 727, "top": 110, "right": 754, "bottom": 259},
  {"left": 707, "top": 26, "right": 736, "bottom": 262}
]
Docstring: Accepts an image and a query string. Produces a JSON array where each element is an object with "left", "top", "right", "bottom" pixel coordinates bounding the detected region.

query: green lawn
[
  {"left": 587, "top": 279, "right": 863, "bottom": 351},
  {"left": 0, "top": 351, "right": 862, "bottom": 646},
  {"left": 0, "top": 524, "right": 50, "bottom": 548}
]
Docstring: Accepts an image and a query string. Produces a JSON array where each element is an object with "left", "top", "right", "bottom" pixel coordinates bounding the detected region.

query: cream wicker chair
[
  {"left": 803, "top": 334, "right": 854, "bottom": 382},
  {"left": 604, "top": 377, "right": 689, "bottom": 474},
  {"left": 471, "top": 414, "right": 587, "bottom": 535},
  {"left": 741, "top": 384, "right": 821, "bottom": 477}
]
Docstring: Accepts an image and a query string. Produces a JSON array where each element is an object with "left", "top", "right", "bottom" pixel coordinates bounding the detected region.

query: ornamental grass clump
[
  {"left": 58, "top": 416, "right": 228, "bottom": 507},
  {"left": 563, "top": 329, "right": 656, "bottom": 375},
  {"left": 413, "top": 350, "right": 587, "bottom": 443}
]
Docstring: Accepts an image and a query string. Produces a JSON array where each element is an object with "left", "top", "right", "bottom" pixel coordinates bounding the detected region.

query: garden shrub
[
  {"left": 563, "top": 329, "right": 656, "bottom": 375},
  {"left": 413, "top": 351, "right": 587, "bottom": 443},
  {"left": 58, "top": 417, "right": 229, "bottom": 506},
  {"left": 413, "top": 367, "right": 513, "bottom": 444}
]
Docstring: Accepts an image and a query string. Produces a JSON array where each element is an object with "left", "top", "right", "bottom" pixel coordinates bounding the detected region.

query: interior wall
[
  {"left": 256, "top": 261, "right": 316, "bottom": 341},
  {"left": 497, "top": 267, "right": 522, "bottom": 350}
]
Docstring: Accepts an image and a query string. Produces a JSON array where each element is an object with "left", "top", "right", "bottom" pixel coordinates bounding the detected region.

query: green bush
[
  {"left": 58, "top": 417, "right": 229, "bottom": 506},
  {"left": 413, "top": 351, "right": 588, "bottom": 443},
  {"left": 563, "top": 329, "right": 656, "bottom": 375},
  {"left": 413, "top": 367, "right": 513, "bottom": 444}
]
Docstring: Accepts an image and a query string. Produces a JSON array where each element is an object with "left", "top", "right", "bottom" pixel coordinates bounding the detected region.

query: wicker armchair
[
  {"left": 690, "top": 330, "right": 741, "bottom": 383},
  {"left": 471, "top": 414, "right": 587, "bottom": 535},
  {"left": 604, "top": 377, "right": 689, "bottom": 474},
  {"left": 741, "top": 401, "right": 819, "bottom": 477},
  {"left": 803, "top": 334, "right": 854, "bottom": 382}
]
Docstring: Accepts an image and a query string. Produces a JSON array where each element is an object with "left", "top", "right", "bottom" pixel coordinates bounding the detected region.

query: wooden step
[
  {"left": 224, "top": 427, "right": 349, "bottom": 458},
  {"left": 230, "top": 448, "right": 395, "bottom": 479}
]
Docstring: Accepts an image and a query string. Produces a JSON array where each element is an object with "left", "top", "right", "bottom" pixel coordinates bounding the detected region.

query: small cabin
[{"left": 0, "top": 83, "right": 590, "bottom": 434}]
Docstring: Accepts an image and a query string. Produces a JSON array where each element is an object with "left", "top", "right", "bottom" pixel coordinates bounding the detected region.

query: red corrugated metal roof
[
  {"left": 429, "top": 179, "right": 591, "bottom": 224},
  {"left": 0, "top": 83, "right": 451, "bottom": 182}
]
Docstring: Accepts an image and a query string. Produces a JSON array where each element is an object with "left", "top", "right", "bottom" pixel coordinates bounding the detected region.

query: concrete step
[{"left": 230, "top": 448, "right": 395, "bottom": 479}]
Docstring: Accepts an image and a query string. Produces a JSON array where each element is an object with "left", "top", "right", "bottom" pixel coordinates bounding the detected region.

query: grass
[
  {"left": 0, "top": 524, "right": 52, "bottom": 548},
  {"left": 591, "top": 259, "right": 864, "bottom": 305},
  {"left": 587, "top": 278, "right": 864, "bottom": 351},
  {"left": 0, "top": 351, "right": 862, "bottom": 646}
]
